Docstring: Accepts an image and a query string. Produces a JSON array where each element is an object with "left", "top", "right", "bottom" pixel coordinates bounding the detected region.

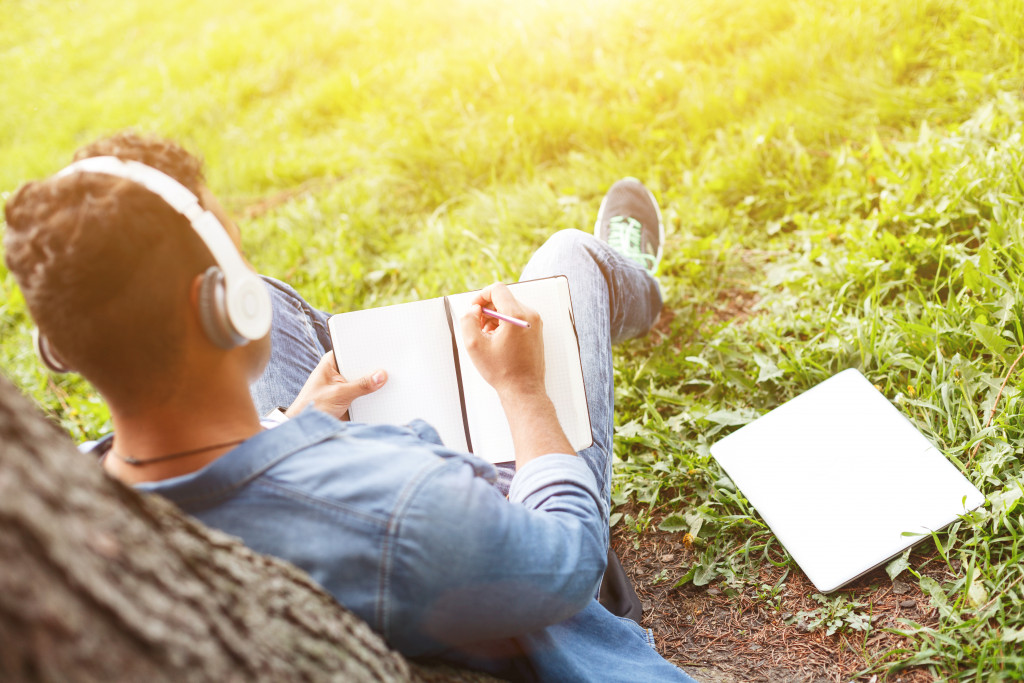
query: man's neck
[{"left": 103, "top": 382, "right": 262, "bottom": 485}]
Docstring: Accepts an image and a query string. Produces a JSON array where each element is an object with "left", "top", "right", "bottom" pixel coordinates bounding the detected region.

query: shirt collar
[{"left": 135, "top": 409, "right": 345, "bottom": 506}]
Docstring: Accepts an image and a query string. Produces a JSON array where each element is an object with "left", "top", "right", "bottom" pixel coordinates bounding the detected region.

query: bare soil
[{"left": 611, "top": 506, "right": 948, "bottom": 682}]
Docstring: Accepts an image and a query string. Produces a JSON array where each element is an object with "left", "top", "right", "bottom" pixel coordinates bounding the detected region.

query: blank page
[
  {"left": 447, "top": 277, "right": 592, "bottom": 463},
  {"left": 710, "top": 369, "right": 984, "bottom": 592},
  {"left": 328, "top": 298, "right": 468, "bottom": 452}
]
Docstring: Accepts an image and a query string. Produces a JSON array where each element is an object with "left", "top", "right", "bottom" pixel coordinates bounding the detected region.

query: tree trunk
[{"left": 0, "top": 375, "right": 497, "bottom": 683}]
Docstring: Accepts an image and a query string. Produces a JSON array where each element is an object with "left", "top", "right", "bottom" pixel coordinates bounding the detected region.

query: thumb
[{"left": 350, "top": 369, "right": 388, "bottom": 396}]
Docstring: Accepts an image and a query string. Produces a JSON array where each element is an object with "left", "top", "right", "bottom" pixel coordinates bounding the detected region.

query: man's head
[{"left": 3, "top": 132, "right": 269, "bottom": 409}]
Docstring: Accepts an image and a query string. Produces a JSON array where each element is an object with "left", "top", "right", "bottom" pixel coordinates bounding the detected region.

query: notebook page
[
  {"left": 447, "top": 277, "right": 592, "bottom": 463},
  {"left": 327, "top": 298, "right": 468, "bottom": 452}
]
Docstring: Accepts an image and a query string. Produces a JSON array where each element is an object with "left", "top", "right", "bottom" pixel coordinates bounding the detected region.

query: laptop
[{"left": 709, "top": 369, "right": 985, "bottom": 592}]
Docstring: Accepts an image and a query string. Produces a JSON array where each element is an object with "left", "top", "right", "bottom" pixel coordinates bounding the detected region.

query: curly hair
[
  {"left": 3, "top": 132, "right": 217, "bottom": 405},
  {"left": 72, "top": 131, "right": 206, "bottom": 193}
]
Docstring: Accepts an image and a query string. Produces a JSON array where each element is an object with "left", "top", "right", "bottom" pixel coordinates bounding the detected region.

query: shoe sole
[{"left": 593, "top": 177, "right": 665, "bottom": 275}]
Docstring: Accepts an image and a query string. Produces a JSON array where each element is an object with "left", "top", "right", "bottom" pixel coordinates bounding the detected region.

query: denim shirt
[{"left": 135, "top": 410, "right": 694, "bottom": 681}]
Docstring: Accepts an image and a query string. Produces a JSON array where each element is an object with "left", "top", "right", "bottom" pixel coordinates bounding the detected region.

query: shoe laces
[{"left": 607, "top": 216, "right": 657, "bottom": 273}]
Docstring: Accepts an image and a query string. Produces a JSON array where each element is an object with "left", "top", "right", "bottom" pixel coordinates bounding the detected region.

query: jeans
[{"left": 250, "top": 228, "right": 663, "bottom": 507}]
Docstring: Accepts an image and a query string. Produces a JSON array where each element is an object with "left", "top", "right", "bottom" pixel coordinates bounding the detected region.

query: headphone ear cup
[{"left": 198, "top": 266, "right": 244, "bottom": 350}]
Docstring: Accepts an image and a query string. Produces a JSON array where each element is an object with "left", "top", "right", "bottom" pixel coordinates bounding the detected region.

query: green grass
[{"left": 4, "top": 0, "right": 1024, "bottom": 677}]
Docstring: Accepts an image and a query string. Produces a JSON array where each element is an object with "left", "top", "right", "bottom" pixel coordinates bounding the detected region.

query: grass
[{"left": 3, "top": 0, "right": 1024, "bottom": 677}]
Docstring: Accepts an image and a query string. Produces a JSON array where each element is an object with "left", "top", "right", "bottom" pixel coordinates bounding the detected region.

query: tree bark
[{"left": 0, "top": 375, "right": 497, "bottom": 683}]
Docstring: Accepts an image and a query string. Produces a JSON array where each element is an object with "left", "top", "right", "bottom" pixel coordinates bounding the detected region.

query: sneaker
[{"left": 593, "top": 178, "right": 664, "bottom": 276}]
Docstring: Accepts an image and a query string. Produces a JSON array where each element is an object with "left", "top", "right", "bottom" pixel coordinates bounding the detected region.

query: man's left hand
[{"left": 286, "top": 351, "right": 387, "bottom": 420}]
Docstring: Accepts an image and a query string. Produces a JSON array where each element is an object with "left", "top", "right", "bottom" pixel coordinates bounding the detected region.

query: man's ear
[
  {"left": 188, "top": 273, "right": 204, "bottom": 311},
  {"left": 187, "top": 273, "right": 211, "bottom": 345},
  {"left": 34, "top": 328, "right": 74, "bottom": 373}
]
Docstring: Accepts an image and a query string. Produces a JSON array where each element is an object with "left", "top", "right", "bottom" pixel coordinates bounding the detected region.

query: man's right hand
[
  {"left": 459, "top": 283, "right": 574, "bottom": 467},
  {"left": 458, "top": 283, "right": 545, "bottom": 400}
]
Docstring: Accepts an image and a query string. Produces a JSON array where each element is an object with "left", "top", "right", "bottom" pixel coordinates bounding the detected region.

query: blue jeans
[{"left": 250, "top": 228, "right": 663, "bottom": 506}]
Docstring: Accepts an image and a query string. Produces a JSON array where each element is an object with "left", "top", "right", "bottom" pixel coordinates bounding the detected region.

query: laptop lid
[{"left": 709, "top": 368, "right": 984, "bottom": 592}]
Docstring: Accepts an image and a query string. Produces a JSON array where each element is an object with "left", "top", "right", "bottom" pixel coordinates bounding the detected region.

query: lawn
[{"left": 3, "top": 0, "right": 1024, "bottom": 678}]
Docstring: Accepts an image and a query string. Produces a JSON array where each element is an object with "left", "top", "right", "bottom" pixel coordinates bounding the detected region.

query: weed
[{"left": 789, "top": 594, "right": 874, "bottom": 637}]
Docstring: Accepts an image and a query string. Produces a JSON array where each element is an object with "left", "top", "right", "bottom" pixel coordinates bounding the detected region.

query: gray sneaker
[{"left": 593, "top": 178, "right": 664, "bottom": 276}]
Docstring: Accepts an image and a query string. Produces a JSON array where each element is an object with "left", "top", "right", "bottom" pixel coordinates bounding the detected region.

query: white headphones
[{"left": 36, "top": 156, "right": 273, "bottom": 372}]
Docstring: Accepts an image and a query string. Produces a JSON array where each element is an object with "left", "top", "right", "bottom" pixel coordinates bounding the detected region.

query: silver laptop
[{"left": 710, "top": 369, "right": 984, "bottom": 592}]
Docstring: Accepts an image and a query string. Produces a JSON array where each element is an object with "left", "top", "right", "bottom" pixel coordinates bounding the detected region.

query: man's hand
[
  {"left": 459, "top": 283, "right": 545, "bottom": 400},
  {"left": 286, "top": 351, "right": 387, "bottom": 420},
  {"left": 460, "top": 283, "right": 573, "bottom": 467}
]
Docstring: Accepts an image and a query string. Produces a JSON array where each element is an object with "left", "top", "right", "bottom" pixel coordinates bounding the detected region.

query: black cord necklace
[{"left": 110, "top": 437, "right": 247, "bottom": 466}]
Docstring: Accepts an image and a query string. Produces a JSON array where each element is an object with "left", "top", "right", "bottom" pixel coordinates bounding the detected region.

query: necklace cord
[{"left": 112, "top": 437, "right": 248, "bottom": 466}]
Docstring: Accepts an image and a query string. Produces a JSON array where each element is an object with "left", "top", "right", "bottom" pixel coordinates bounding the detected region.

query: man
[{"left": 4, "top": 132, "right": 695, "bottom": 681}]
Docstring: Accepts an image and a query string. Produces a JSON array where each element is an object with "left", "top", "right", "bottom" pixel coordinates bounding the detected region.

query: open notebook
[
  {"left": 327, "top": 276, "right": 592, "bottom": 463},
  {"left": 710, "top": 369, "right": 985, "bottom": 592}
]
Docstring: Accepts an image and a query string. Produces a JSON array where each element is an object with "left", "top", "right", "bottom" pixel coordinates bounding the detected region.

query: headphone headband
[
  {"left": 54, "top": 156, "right": 272, "bottom": 345},
  {"left": 57, "top": 157, "right": 204, "bottom": 219}
]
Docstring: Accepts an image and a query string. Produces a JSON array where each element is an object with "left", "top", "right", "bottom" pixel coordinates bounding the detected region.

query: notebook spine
[{"left": 442, "top": 296, "right": 473, "bottom": 453}]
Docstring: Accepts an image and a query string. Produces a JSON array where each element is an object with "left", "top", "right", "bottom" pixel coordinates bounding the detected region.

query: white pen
[{"left": 481, "top": 307, "right": 531, "bottom": 329}]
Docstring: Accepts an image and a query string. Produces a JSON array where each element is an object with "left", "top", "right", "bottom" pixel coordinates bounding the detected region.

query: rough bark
[{"left": 0, "top": 375, "right": 497, "bottom": 683}]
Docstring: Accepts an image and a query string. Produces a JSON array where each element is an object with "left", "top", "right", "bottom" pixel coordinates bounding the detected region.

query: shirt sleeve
[{"left": 384, "top": 452, "right": 608, "bottom": 655}]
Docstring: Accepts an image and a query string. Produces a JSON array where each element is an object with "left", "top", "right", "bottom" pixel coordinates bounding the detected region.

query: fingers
[
  {"left": 475, "top": 283, "right": 538, "bottom": 322},
  {"left": 487, "top": 282, "right": 520, "bottom": 313},
  {"left": 469, "top": 289, "right": 492, "bottom": 308},
  {"left": 476, "top": 282, "right": 523, "bottom": 318},
  {"left": 464, "top": 284, "right": 539, "bottom": 343},
  {"left": 320, "top": 368, "right": 385, "bottom": 418},
  {"left": 318, "top": 351, "right": 385, "bottom": 393},
  {"left": 471, "top": 283, "right": 517, "bottom": 312},
  {"left": 460, "top": 304, "right": 487, "bottom": 348},
  {"left": 317, "top": 350, "right": 340, "bottom": 375},
  {"left": 287, "top": 352, "right": 386, "bottom": 420}
]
